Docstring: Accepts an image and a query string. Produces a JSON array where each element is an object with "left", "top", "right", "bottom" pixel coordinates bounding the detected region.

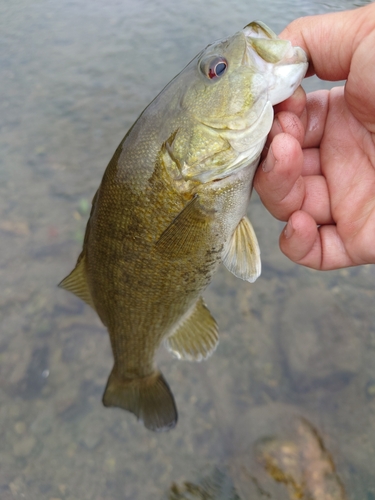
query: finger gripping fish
[{"left": 60, "top": 21, "right": 308, "bottom": 432}]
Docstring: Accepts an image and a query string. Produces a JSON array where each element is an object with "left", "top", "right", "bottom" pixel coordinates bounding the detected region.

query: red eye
[{"left": 201, "top": 56, "right": 228, "bottom": 80}]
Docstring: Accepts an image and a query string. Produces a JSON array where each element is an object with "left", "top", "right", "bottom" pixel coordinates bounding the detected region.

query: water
[{"left": 0, "top": 0, "right": 374, "bottom": 498}]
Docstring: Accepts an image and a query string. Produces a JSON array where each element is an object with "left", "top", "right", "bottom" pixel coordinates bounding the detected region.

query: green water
[{"left": 1, "top": 0, "right": 374, "bottom": 498}]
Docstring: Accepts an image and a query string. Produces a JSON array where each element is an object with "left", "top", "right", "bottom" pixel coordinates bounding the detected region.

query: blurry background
[{"left": 1, "top": 0, "right": 374, "bottom": 498}]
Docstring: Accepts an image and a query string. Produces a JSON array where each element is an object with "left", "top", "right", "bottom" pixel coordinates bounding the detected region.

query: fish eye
[{"left": 201, "top": 56, "right": 228, "bottom": 80}]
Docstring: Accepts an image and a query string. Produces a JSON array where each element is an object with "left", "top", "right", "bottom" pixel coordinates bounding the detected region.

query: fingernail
[
  {"left": 262, "top": 146, "right": 275, "bottom": 173},
  {"left": 284, "top": 219, "right": 294, "bottom": 239}
]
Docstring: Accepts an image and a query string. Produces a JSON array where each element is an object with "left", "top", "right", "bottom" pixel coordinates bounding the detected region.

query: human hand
[{"left": 254, "top": 4, "right": 375, "bottom": 270}]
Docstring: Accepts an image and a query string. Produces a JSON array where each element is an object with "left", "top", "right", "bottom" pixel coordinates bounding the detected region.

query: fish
[{"left": 60, "top": 21, "right": 308, "bottom": 432}]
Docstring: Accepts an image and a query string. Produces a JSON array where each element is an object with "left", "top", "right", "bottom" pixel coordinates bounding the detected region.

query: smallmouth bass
[{"left": 60, "top": 22, "right": 308, "bottom": 431}]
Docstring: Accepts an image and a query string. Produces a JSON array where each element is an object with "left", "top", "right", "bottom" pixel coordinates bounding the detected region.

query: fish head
[{"left": 168, "top": 21, "right": 308, "bottom": 183}]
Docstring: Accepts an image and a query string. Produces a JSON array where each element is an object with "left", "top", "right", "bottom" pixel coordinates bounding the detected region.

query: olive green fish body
[
  {"left": 87, "top": 126, "right": 256, "bottom": 373},
  {"left": 60, "top": 22, "right": 308, "bottom": 431}
]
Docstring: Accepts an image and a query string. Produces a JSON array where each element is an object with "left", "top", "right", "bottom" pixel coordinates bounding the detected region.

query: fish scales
[
  {"left": 60, "top": 21, "right": 308, "bottom": 431},
  {"left": 91, "top": 153, "right": 251, "bottom": 365}
]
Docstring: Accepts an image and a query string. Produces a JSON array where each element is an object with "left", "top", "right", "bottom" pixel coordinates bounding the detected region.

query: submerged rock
[
  {"left": 163, "top": 405, "right": 346, "bottom": 500},
  {"left": 255, "top": 417, "right": 346, "bottom": 499}
]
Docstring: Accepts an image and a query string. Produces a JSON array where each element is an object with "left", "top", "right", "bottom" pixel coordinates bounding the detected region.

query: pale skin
[{"left": 254, "top": 3, "right": 375, "bottom": 270}]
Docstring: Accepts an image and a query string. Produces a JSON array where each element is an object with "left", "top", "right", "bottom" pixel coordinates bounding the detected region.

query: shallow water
[{"left": 1, "top": 0, "right": 374, "bottom": 498}]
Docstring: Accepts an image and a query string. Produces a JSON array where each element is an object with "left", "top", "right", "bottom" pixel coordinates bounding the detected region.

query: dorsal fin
[{"left": 59, "top": 254, "right": 95, "bottom": 309}]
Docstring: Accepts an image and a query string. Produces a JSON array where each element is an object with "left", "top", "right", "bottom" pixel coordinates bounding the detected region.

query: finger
[
  {"left": 259, "top": 146, "right": 332, "bottom": 224},
  {"left": 279, "top": 4, "right": 375, "bottom": 81},
  {"left": 345, "top": 28, "right": 375, "bottom": 132},
  {"left": 280, "top": 211, "right": 318, "bottom": 263},
  {"left": 262, "top": 108, "right": 306, "bottom": 156},
  {"left": 280, "top": 211, "right": 354, "bottom": 270},
  {"left": 268, "top": 110, "right": 306, "bottom": 146},
  {"left": 267, "top": 91, "right": 329, "bottom": 151},
  {"left": 300, "top": 175, "right": 333, "bottom": 225},
  {"left": 302, "top": 149, "right": 321, "bottom": 176},
  {"left": 254, "top": 133, "right": 304, "bottom": 221},
  {"left": 273, "top": 85, "right": 306, "bottom": 117},
  {"left": 258, "top": 135, "right": 332, "bottom": 224},
  {"left": 302, "top": 90, "right": 329, "bottom": 148}
]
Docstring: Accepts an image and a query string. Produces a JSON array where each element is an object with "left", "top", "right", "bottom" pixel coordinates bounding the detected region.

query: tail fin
[{"left": 102, "top": 369, "right": 178, "bottom": 432}]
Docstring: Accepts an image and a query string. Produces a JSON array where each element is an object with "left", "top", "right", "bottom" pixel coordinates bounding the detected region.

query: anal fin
[
  {"left": 165, "top": 297, "right": 218, "bottom": 362},
  {"left": 222, "top": 216, "right": 261, "bottom": 283},
  {"left": 102, "top": 369, "right": 177, "bottom": 432},
  {"left": 58, "top": 254, "right": 95, "bottom": 309}
]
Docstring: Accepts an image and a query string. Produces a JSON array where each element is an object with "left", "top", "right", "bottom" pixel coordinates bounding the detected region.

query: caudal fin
[{"left": 102, "top": 369, "right": 178, "bottom": 432}]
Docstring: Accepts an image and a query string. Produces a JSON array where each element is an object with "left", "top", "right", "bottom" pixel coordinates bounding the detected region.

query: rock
[{"left": 229, "top": 403, "right": 346, "bottom": 500}]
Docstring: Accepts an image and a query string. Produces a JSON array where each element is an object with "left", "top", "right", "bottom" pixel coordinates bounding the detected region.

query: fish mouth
[
  {"left": 243, "top": 21, "right": 308, "bottom": 66},
  {"left": 242, "top": 22, "right": 308, "bottom": 106}
]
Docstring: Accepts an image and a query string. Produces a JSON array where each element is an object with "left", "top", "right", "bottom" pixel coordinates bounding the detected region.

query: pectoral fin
[
  {"left": 165, "top": 297, "right": 218, "bottom": 361},
  {"left": 58, "top": 254, "right": 95, "bottom": 309},
  {"left": 155, "top": 195, "right": 213, "bottom": 258},
  {"left": 222, "top": 216, "right": 261, "bottom": 283}
]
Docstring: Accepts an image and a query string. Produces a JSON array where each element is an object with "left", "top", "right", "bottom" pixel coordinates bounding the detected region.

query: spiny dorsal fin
[
  {"left": 59, "top": 254, "right": 95, "bottom": 309},
  {"left": 165, "top": 297, "right": 218, "bottom": 362},
  {"left": 155, "top": 195, "right": 213, "bottom": 258},
  {"left": 102, "top": 369, "right": 177, "bottom": 432},
  {"left": 222, "top": 216, "right": 261, "bottom": 283}
]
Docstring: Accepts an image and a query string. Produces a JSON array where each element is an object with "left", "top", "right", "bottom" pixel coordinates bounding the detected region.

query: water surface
[{"left": 1, "top": 0, "right": 374, "bottom": 498}]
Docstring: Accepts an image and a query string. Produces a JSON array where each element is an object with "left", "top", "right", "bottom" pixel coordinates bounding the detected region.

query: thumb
[
  {"left": 278, "top": 5, "right": 375, "bottom": 80},
  {"left": 278, "top": 4, "right": 375, "bottom": 130},
  {"left": 345, "top": 27, "right": 375, "bottom": 132}
]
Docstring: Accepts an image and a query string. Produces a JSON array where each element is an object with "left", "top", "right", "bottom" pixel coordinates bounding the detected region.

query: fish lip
[
  {"left": 242, "top": 21, "right": 278, "bottom": 40},
  {"left": 241, "top": 27, "right": 308, "bottom": 106},
  {"left": 243, "top": 34, "right": 308, "bottom": 68},
  {"left": 276, "top": 46, "right": 308, "bottom": 66},
  {"left": 242, "top": 22, "right": 308, "bottom": 68}
]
